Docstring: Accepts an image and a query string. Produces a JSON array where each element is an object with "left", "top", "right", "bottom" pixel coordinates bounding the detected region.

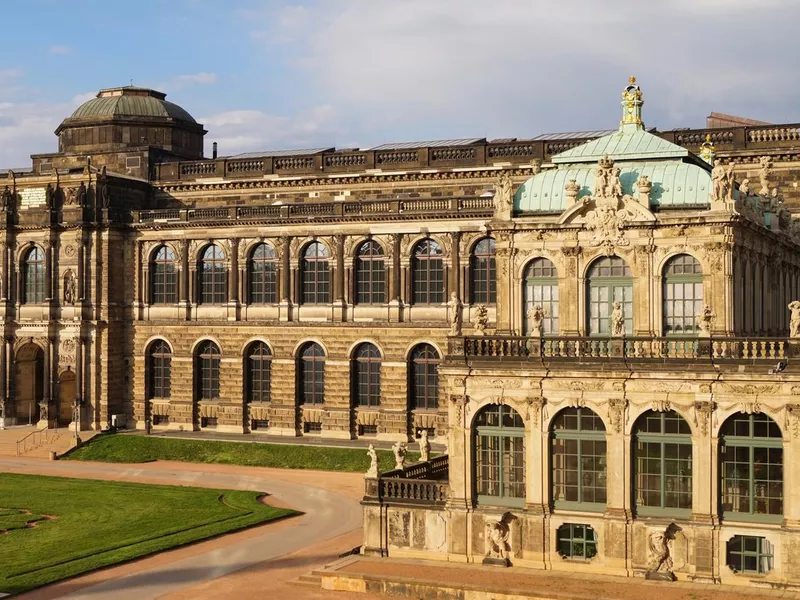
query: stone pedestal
[{"left": 482, "top": 556, "right": 510, "bottom": 567}]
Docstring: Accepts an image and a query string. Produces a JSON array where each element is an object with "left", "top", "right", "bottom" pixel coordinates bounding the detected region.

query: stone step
[{"left": 287, "top": 573, "right": 322, "bottom": 588}]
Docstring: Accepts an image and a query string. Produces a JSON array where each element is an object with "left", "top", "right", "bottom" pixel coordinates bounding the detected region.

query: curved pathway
[{"left": 0, "top": 458, "right": 365, "bottom": 600}]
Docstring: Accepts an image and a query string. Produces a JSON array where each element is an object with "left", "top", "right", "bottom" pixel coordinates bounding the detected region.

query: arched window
[
  {"left": 353, "top": 343, "right": 381, "bottom": 407},
  {"left": 22, "top": 246, "right": 45, "bottom": 304},
  {"left": 551, "top": 408, "right": 606, "bottom": 510},
  {"left": 248, "top": 243, "right": 278, "bottom": 304},
  {"left": 301, "top": 242, "right": 329, "bottom": 304},
  {"left": 663, "top": 254, "right": 703, "bottom": 335},
  {"left": 470, "top": 237, "right": 496, "bottom": 304},
  {"left": 198, "top": 244, "right": 226, "bottom": 304},
  {"left": 412, "top": 239, "right": 444, "bottom": 305},
  {"left": 633, "top": 410, "right": 692, "bottom": 516},
  {"left": 150, "top": 245, "right": 177, "bottom": 304},
  {"left": 195, "top": 341, "right": 220, "bottom": 401},
  {"left": 720, "top": 413, "right": 782, "bottom": 522},
  {"left": 409, "top": 344, "right": 439, "bottom": 410},
  {"left": 355, "top": 241, "right": 385, "bottom": 305},
  {"left": 245, "top": 342, "right": 272, "bottom": 403},
  {"left": 146, "top": 340, "right": 171, "bottom": 399},
  {"left": 524, "top": 258, "right": 559, "bottom": 335},
  {"left": 474, "top": 404, "right": 525, "bottom": 507},
  {"left": 587, "top": 256, "right": 632, "bottom": 336},
  {"left": 298, "top": 342, "right": 325, "bottom": 405}
]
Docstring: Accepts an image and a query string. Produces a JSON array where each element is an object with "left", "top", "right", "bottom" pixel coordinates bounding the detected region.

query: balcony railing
[
  {"left": 132, "top": 196, "right": 494, "bottom": 225},
  {"left": 455, "top": 336, "right": 790, "bottom": 361},
  {"left": 365, "top": 455, "right": 449, "bottom": 507}
]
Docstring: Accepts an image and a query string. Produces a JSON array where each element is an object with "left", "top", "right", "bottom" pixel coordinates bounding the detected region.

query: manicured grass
[
  {"left": 66, "top": 433, "right": 421, "bottom": 473},
  {"left": 0, "top": 473, "right": 293, "bottom": 595}
]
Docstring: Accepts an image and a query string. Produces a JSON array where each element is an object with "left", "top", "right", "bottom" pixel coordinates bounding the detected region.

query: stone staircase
[{"left": 0, "top": 426, "right": 98, "bottom": 459}]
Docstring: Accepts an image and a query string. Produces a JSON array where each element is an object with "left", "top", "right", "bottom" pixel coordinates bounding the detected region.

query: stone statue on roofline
[
  {"left": 493, "top": 171, "right": 514, "bottom": 220},
  {"left": 759, "top": 156, "right": 773, "bottom": 196},
  {"left": 789, "top": 301, "right": 800, "bottom": 338},
  {"left": 710, "top": 159, "right": 735, "bottom": 206}
]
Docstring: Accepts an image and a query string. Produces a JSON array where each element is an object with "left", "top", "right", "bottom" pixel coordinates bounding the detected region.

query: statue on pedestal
[
  {"left": 610, "top": 301, "right": 625, "bottom": 337},
  {"left": 473, "top": 304, "right": 489, "bottom": 335},
  {"left": 789, "top": 301, "right": 800, "bottom": 338},
  {"left": 448, "top": 292, "right": 463, "bottom": 336},
  {"left": 418, "top": 430, "right": 431, "bottom": 462},
  {"left": 365, "top": 444, "right": 379, "bottom": 478},
  {"left": 392, "top": 441, "right": 407, "bottom": 470}
]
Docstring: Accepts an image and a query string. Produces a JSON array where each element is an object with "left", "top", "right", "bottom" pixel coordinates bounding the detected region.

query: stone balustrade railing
[
  {"left": 364, "top": 455, "right": 449, "bottom": 507},
  {"left": 132, "top": 196, "right": 494, "bottom": 226},
  {"left": 454, "top": 336, "right": 790, "bottom": 361}
]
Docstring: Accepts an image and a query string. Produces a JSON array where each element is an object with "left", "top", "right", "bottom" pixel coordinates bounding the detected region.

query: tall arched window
[
  {"left": 198, "top": 244, "right": 226, "bottom": 304},
  {"left": 245, "top": 341, "right": 272, "bottom": 403},
  {"left": 355, "top": 241, "right": 385, "bottom": 305},
  {"left": 633, "top": 410, "right": 692, "bottom": 516},
  {"left": 663, "top": 254, "right": 703, "bottom": 335},
  {"left": 353, "top": 343, "right": 381, "bottom": 407},
  {"left": 195, "top": 341, "right": 221, "bottom": 401},
  {"left": 470, "top": 237, "right": 496, "bottom": 304},
  {"left": 301, "top": 242, "right": 329, "bottom": 304},
  {"left": 150, "top": 245, "right": 177, "bottom": 304},
  {"left": 587, "top": 256, "right": 632, "bottom": 335},
  {"left": 298, "top": 342, "right": 325, "bottom": 405},
  {"left": 248, "top": 243, "right": 278, "bottom": 304},
  {"left": 551, "top": 408, "right": 606, "bottom": 510},
  {"left": 524, "top": 258, "right": 559, "bottom": 334},
  {"left": 474, "top": 404, "right": 525, "bottom": 507},
  {"left": 720, "top": 413, "right": 783, "bottom": 522},
  {"left": 409, "top": 344, "right": 440, "bottom": 410},
  {"left": 22, "top": 246, "right": 45, "bottom": 304},
  {"left": 412, "top": 239, "right": 444, "bottom": 304},
  {"left": 147, "top": 340, "right": 172, "bottom": 399}
]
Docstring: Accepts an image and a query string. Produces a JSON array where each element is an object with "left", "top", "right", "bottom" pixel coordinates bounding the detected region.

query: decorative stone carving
[
  {"left": 63, "top": 270, "right": 76, "bottom": 305},
  {"left": 483, "top": 512, "right": 517, "bottom": 566},
  {"left": 651, "top": 399, "right": 671, "bottom": 412},
  {"left": 635, "top": 175, "right": 652, "bottom": 205},
  {"left": 418, "top": 430, "right": 431, "bottom": 462},
  {"left": 530, "top": 159, "right": 541, "bottom": 175},
  {"left": 758, "top": 155, "right": 773, "bottom": 196},
  {"left": 39, "top": 402, "right": 49, "bottom": 423},
  {"left": 564, "top": 179, "right": 580, "bottom": 205},
  {"left": 526, "top": 396, "right": 545, "bottom": 427},
  {"left": 610, "top": 301, "right": 625, "bottom": 337},
  {"left": 450, "top": 395, "right": 467, "bottom": 427},
  {"left": 527, "top": 305, "right": 544, "bottom": 337},
  {"left": 392, "top": 441, "right": 408, "bottom": 470},
  {"left": 0, "top": 186, "right": 12, "bottom": 210},
  {"left": 473, "top": 304, "right": 489, "bottom": 335},
  {"left": 694, "top": 401, "right": 715, "bottom": 436},
  {"left": 739, "top": 400, "right": 762, "bottom": 415},
  {"left": 608, "top": 399, "right": 627, "bottom": 433},
  {"left": 646, "top": 523, "right": 684, "bottom": 580},
  {"left": 76, "top": 182, "right": 87, "bottom": 207},
  {"left": 696, "top": 304, "right": 716, "bottom": 338},
  {"left": 448, "top": 292, "right": 463, "bottom": 336},
  {"left": 785, "top": 405, "right": 800, "bottom": 439},
  {"left": 493, "top": 171, "right": 514, "bottom": 221},
  {"left": 710, "top": 159, "right": 735, "bottom": 206},
  {"left": 365, "top": 444, "right": 379, "bottom": 479}
]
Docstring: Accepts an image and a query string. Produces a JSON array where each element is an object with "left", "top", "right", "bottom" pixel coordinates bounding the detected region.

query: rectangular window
[
  {"left": 304, "top": 421, "right": 322, "bottom": 434},
  {"left": 557, "top": 524, "right": 597, "bottom": 560},
  {"left": 475, "top": 433, "right": 525, "bottom": 504},
  {"left": 251, "top": 419, "right": 269, "bottom": 430},
  {"left": 201, "top": 417, "right": 218, "bottom": 428},
  {"left": 727, "top": 535, "right": 772, "bottom": 574},
  {"left": 152, "top": 415, "right": 169, "bottom": 426},
  {"left": 359, "top": 424, "right": 378, "bottom": 436}
]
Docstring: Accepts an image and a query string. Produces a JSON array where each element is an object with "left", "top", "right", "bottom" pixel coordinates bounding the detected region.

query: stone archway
[
  {"left": 14, "top": 343, "right": 44, "bottom": 426},
  {"left": 58, "top": 370, "right": 76, "bottom": 427}
]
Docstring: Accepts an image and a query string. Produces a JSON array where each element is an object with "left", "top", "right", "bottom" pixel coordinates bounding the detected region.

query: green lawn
[
  {"left": 0, "top": 474, "right": 293, "bottom": 595},
  {"left": 66, "top": 434, "right": 420, "bottom": 473}
]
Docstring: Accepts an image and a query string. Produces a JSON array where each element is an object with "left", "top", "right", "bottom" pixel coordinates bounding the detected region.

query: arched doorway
[
  {"left": 14, "top": 343, "right": 44, "bottom": 425},
  {"left": 58, "top": 370, "right": 76, "bottom": 427}
]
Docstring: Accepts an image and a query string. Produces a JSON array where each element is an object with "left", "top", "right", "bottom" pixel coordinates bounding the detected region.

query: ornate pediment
[{"left": 557, "top": 155, "right": 655, "bottom": 252}]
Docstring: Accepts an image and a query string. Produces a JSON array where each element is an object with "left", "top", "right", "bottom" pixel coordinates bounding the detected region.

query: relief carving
[{"left": 608, "top": 398, "right": 627, "bottom": 433}]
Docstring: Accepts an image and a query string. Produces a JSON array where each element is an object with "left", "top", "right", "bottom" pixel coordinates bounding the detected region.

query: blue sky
[{"left": 1, "top": 0, "right": 799, "bottom": 167}]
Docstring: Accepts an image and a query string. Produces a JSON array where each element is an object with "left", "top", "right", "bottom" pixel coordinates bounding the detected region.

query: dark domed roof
[{"left": 68, "top": 86, "right": 196, "bottom": 124}]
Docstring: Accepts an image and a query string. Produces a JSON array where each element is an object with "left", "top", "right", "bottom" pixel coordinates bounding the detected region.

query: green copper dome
[
  {"left": 68, "top": 86, "right": 196, "bottom": 124},
  {"left": 515, "top": 77, "right": 715, "bottom": 213}
]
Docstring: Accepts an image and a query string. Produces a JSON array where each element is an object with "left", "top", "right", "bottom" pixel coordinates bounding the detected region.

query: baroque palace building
[{"left": 3, "top": 76, "right": 800, "bottom": 586}]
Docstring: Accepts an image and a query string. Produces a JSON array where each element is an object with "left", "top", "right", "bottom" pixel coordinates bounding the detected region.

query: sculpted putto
[
  {"left": 418, "top": 430, "right": 431, "bottom": 462},
  {"left": 484, "top": 512, "right": 517, "bottom": 565},
  {"left": 493, "top": 171, "right": 513, "bottom": 220},
  {"left": 365, "top": 444, "right": 379, "bottom": 478},
  {"left": 610, "top": 301, "right": 625, "bottom": 337},
  {"left": 392, "top": 441, "right": 408, "bottom": 470},
  {"left": 527, "top": 305, "right": 545, "bottom": 337},
  {"left": 448, "top": 292, "right": 463, "bottom": 336}
]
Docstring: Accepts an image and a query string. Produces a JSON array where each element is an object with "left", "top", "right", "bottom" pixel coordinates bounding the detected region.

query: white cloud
[
  {"left": 199, "top": 105, "right": 340, "bottom": 156},
  {"left": 174, "top": 72, "right": 218, "bottom": 85},
  {"left": 49, "top": 45, "right": 72, "bottom": 55},
  {"left": 240, "top": 0, "right": 800, "bottom": 145}
]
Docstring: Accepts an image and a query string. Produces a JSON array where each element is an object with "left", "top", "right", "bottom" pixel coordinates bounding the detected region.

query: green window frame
[
  {"left": 663, "top": 254, "right": 703, "bottom": 336},
  {"left": 720, "top": 413, "right": 783, "bottom": 524},
  {"left": 587, "top": 256, "right": 632, "bottom": 336},
  {"left": 474, "top": 404, "right": 525, "bottom": 508},
  {"left": 634, "top": 410, "right": 692, "bottom": 517},
  {"left": 551, "top": 408, "right": 607, "bottom": 511},
  {"left": 556, "top": 523, "right": 598, "bottom": 560},
  {"left": 524, "top": 258, "right": 559, "bottom": 335},
  {"left": 726, "top": 535, "right": 773, "bottom": 575}
]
